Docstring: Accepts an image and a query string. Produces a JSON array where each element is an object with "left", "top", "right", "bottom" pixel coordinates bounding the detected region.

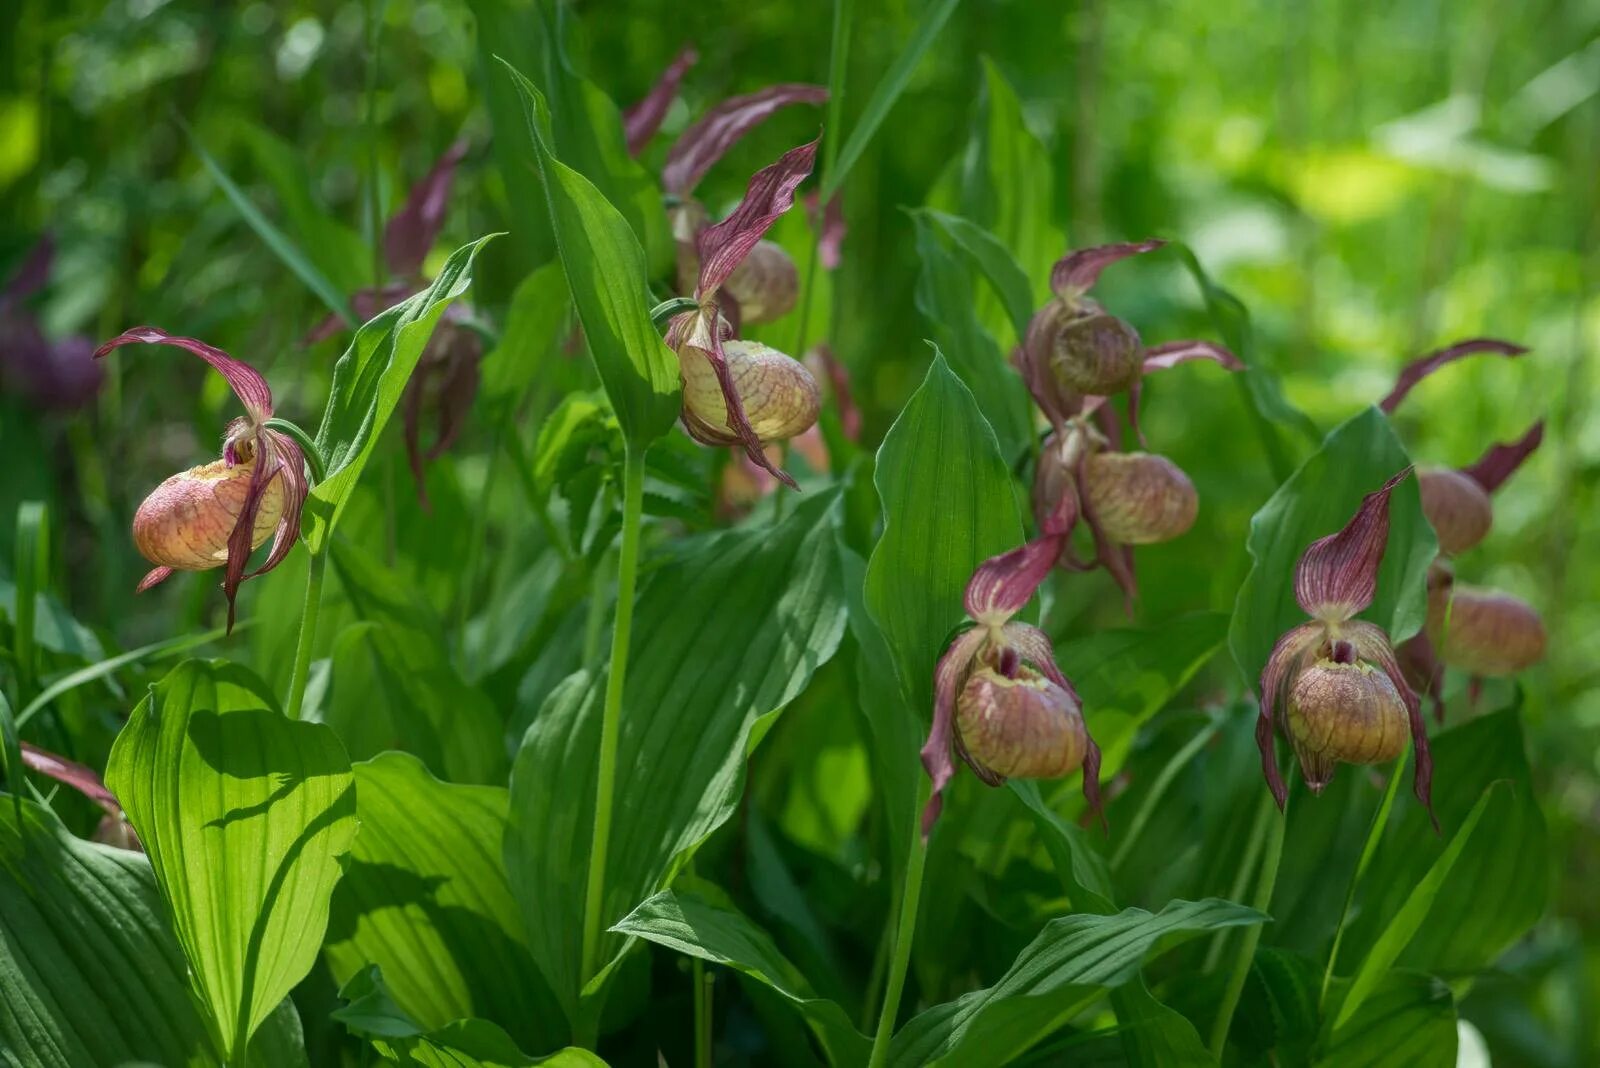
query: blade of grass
[
  {"left": 820, "top": 0, "right": 960, "bottom": 200},
  {"left": 15, "top": 625, "right": 236, "bottom": 731},
  {"left": 181, "top": 120, "right": 358, "bottom": 328}
]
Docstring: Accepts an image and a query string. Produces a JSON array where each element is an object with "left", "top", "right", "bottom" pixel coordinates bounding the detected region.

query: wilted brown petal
[
  {"left": 1463, "top": 419, "right": 1544, "bottom": 494},
  {"left": 624, "top": 46, "right": 698, "bottom": 156},
  {"left": 1378, "top": 337, "right": 1528, "bottom": 414},
  {"left": 1048, "top": 239, "right": 1166, "bottom": 300},
  {"left": 661, "top": 84, "right": 827, "bottom": 196},
  {"left": 1293, "top": 468, "right": 1409, "bottom": 623}
]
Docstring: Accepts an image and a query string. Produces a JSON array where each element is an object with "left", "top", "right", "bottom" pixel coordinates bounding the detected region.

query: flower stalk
[
  {"left": 867, "top": 782, "right": 929, "bottom": 1068},
  {"left": 283, "top": 546, "right": 327, "bottom": 722}
]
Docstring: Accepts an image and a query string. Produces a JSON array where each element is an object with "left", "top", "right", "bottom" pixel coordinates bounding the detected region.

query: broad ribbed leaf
[
  {"left": 612, "top": 890, "right": 869, "bottom": 1065},
  {"left": 1323, "top": 970, "right": 1456, "bottom": 1067},
  {"left": 497, "top": 60, "right": 679, "bottom": 449},
  {"left": 1111, "top": 979, "right": 1214, "bottom": 1068},
  {"left": 888, "top": 899, "right": 1266, "bottom": 1067},
  {"left": 105, "top": 659, "right": 358, "bottom": 1061},
  {"left": 308, "top": 236, "right": 499, "bottom": 550},
  {"left": 864, "top": 352, "right": 1023, "bottom": 716},
  {"left": 1009, "top": 780, "right": 1114, "bottom": 914},
  {"left": 0, "top": 798, "right": 307, "bottom": 1068},
  {"left": 1229, "top": 407, "right": 1436, "bottom": 684},
  {"left": 915, "top": 208, "right": 1035, "bottom": 343},
  {"left": 324, "top": 540, "right": 504, "bottom": 785},
  {"left": 325, "top": 753, "right": 563, "bottom": 1054},
  {"left": 506, "top": 491, "right": 847, "bottom": 1017},
  {"left": 910, "top": 224, "right": 1034, "bottom": 463}
]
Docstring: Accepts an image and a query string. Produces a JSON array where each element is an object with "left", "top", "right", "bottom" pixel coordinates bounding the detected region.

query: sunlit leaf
[{"left": 105, "top": 659, "right": 358, "bottom": 1061}]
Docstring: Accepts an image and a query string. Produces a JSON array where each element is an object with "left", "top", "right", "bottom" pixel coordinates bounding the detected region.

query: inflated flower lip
[
  {"left": 1255, "top": 469, "right": 1433, "bottom": 825},
  {"left": 665, "top": 137, "right": 823, "bottom": 488},
  {"left": 921, "top": 512, "right": 1101, "bottom": 838},
  {"left": 93, "top": 328, "right": 310, "bottom": 631}
]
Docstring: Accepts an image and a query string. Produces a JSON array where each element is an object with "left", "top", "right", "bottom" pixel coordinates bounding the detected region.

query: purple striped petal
[
  {"left": 220, "top": 429, "right": 278, "bottom": 633},
  {"left": 1463, "top": 419, "right": 1543, "bottom": 494},
  {"left": 662, "top": 84, "right": 827, "bottom": 196},
  {"left": 20, "top": 742, "right": 120, "bottom": 816},
  {"left": 1142, "top": 339, "right": 1243, "bottom": 373},
  {"left": 625, "top": 46, "right": 699, "bottom": 156},
  {"left": 694, "top": 137, "right": 819, "bottom": 299},
  {"left": 385, "top": 139, "right": 469, "bottom": 279},
  {"left": 1378, "top": 338, "right": 1528, "bottom": 414},
  {"left": 1293, "top": 468, "right": 1409, "bottom": 622},
  {"left": 921, "top": 626, "right": 989, "bottom": 838},
  {"left": 963, "top": 537, "right": 1064, "bottom": 623},
  {"left": 245, "top": 429, "right": 309, "bottom": 583},
  {"left": 1256, "top": 622, "right": 1323, "bottom": 811},
  {"left": 94, "top": 327, "right": 274, "bottom": 421},
  {"left": 1049, "top": 240, "right": 1165, "bottom": 300}
]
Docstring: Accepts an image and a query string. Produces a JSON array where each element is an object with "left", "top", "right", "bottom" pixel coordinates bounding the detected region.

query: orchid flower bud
[
  {"left": 666, "top": 137, "right": 821, "bottom": 489},
  {"left": 95, "top": 328, "right": 309, "bottom": 630},
  {"left": 1080, "top": 451, "right": 1197, "bottom": 545},
  {"left": 1416, "top": 465, "right": 1492, "bottom": 555},
  {"left": 921, "top": 534, "right": 1102, "bottom": 836},
  {"left": 1256, "top": 470, "right": 1433, "bottom": 821},
  {"left": 723, "top": 239, "right": 799, "bottom": 323},
  {"left": 1041, "top": 304, "right": 1145, "bottom": 397},
  {"left": 1426, "top": 579, "right": 1546, "bottom": 677}
]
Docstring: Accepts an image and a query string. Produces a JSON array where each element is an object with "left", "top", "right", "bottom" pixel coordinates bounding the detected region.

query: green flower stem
[
  {"left": 650, "top": 296, "right": 700, "bottom": 326},
  {"left": 283, "top": 546, "right": 327, "bottom": 722},
  {"left": 1208, "top": 789, "right": 1288, "bottom": 1060},
  {"left": 1319, "top": 755, "right": 1406, "bottom": 1010},
  {"left": 579, "top": 444, "right": 648, "bottom": 1011},
  {"left": 867, "top": 784, "right": 929, "bottom": 1068},
  {"left": 263, "top": 418, "right": 327, "bottom": 485}
]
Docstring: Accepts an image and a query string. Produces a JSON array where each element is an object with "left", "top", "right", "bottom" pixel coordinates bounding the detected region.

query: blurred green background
[{"left": 2, "top": 0, "right": 1596, "bottom": 1063}]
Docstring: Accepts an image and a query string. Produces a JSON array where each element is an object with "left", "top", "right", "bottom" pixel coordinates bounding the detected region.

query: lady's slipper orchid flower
[
  {"left": 922, "top": 504, "right": 1101, "bottom": 836},
  {"left": 1255, "top": 470, "right": 1433, "bottom": 824},
  {"left": 1025, "top": 325, "right": 1240, "bottom": 610},
  {"left": 305, "top": 140, "right": 480, "bottom": 509},
  {"left": 0, "top": 235, "right": 102, "bottom": 410},
  {"left": 94, "top": 328, "right": 308, "bottom": 630},
  {"left": 665, "top": 138, "right": 823, "bottom": 488}
]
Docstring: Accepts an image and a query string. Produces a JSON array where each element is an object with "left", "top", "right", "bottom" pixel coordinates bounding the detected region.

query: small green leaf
[
  {"left": 1229, "top": 407, "right": 1436, "bottom": 686},
  {"left": 496, "top": 59, "right": 679, "bottom": 449},
  {"left": 915, "top": 208, "right": 1035, "bottom": 344},
  {"left": 105, "top": 659, "right": 358, "bottom": 1061},
  {"left": 612, "top": 890, "right": 870, "bottom": 1066},
  {"left": 0, "top": 798, "right": 308, "bottom": 1067},
  {"left": 824, "top": 0, "right": 962, "bottom": 199},
  {"left": 309, "top": 236, "right": 499, "bottom": 551},
  {"left": 325, "top": 753, "right": 563, "bottom": 1054},
  {"left": 910, "top": 222, "right": 1034, "bottom": 463},
  {"left": 505, "top": 492, "right": 847, "bottom": 1017},
  {"left": 864, "top": 351, "right": 1023, "bottom": 716},
  {"left": 479, "top": 262, "right": 576, "bottom": 405},
  {"left": 185, "top": 123, "right": 357, "bottom": 328},
  {"left": 888, "top": 898, "right": 1267, "bottom": 1067},
  {"left": 1334, "top": 783, "right": 1500, "bottom": 1029}
]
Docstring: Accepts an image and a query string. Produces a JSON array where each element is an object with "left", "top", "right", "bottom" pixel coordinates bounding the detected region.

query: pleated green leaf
[
  {"left": 496, "top": 59, "right": 679, "bottom": 449},
  {"left": 864, "top": 351, "right": 1023, "bottom": 716},
  {"left": 888, "top": 898, "right": 1266, "bottom": 1068},
  {"left": 1322, "top": 970, "right": 1457, "bottom": 1067},
  {"left": 0, "top": 797, "right": 307, "bottom": 1068},
  {"left": 505, "top": 491, "right": 848, "bottom": 1019},
  {"left": 308, "top": 235, "right": 500, "bottom": 551},
  {"left": 325, "top": 752, "right": 564, "bottom": 1054},
  {"left": 1229, "top": 407, "right": 1437, "bottom": 684},
  {"left": 612, "top": 890, "right": 870, "bottom": 1066},
  {"left": 105, "top": 659, "right": 358, "bottom": 1062}
]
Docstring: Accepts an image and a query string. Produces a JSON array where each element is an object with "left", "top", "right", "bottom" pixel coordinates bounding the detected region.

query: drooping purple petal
[
  {"left": 1377, "top": 338, "right": 1529, "bottom": 414},
  {"left": 1049, "top": 240, "right": 1165, "bottom": 300},
  {"left": 1293, "top": 468, "right": 1410, "bottom": 622},
  {"left": 245, "top": 430, "right": 309, "bottom": 583},
  {"left": 384, "top": 139, "right": 469, "bottom": 279},
  {"left": 695, "top": 137, "right": 820, "bottom": 299},
  {"left": 1256, "top": 622, "right": 1323, "bottom": 811},
  {"left": 1142, "top": 339, "right": 1244, "bottom": 373},
  {"left": 807, "top": 190, "right": 846, "bottom": 270},
  {"left": 1, "top": 234, "right": 55, "bottom": 305},
  {"left": 1463, "top": 419, "right": 1543, "bottom": 494},
  {"left": 921, "top": 626, "right": 989, "bottom": 838},
  {"left": 1016, "top": 307, "right": 1086, "bottom": 430},
  {"left": 137, "top": 566, "right": 176, "bottom": 592},
  {"left": 220, "top": 429, "right": 280, "bottom": 633},
  {"left": 1397, "top": 632, "right": 1447, "bottom": 723},
  {"left": 661, "top": 84, "right": 827, "bottom": 196},
  {"left": 95, "top": 327, "right": 274, "bottom": 421},
  {"left": 963, "top": 537, "right": 1064, "bottom": 623},
  {"left": 19, "top": 742, "right": 120, "bottom": 817},
  {"left": 624, "top": 46, "right": 699, "bottom": 156}
]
